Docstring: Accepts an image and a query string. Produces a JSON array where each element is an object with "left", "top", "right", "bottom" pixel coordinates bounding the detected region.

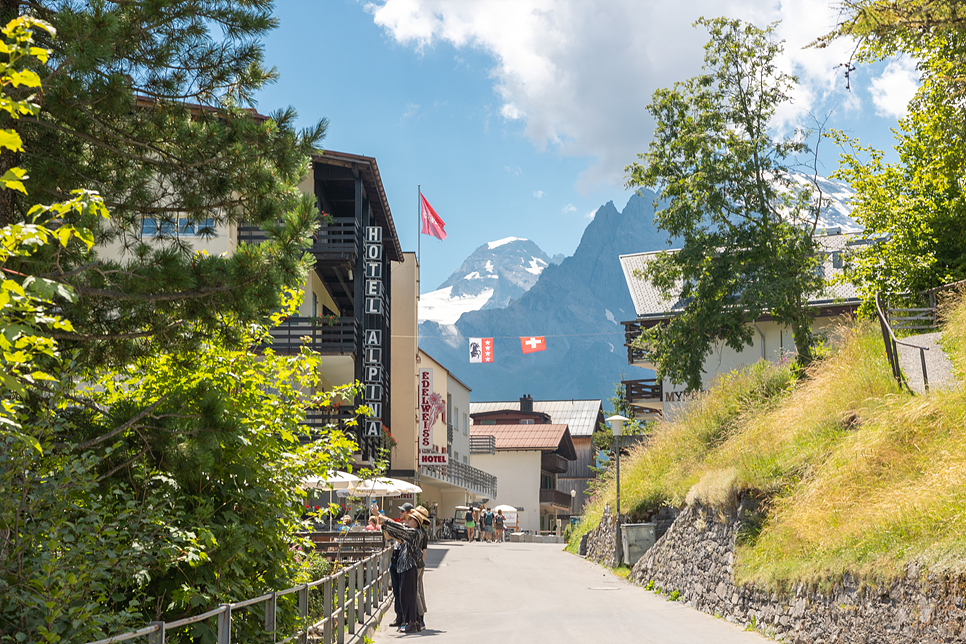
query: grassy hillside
[{"left": 572, "top": 294, "right": 966, "bottom": 589}]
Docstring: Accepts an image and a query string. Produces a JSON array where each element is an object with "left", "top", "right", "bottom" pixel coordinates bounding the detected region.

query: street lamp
[
  {"left": 606, "top": 415, "right": 628, "bottom": 519},
  {"left": 606, "top": 414, "right": 628, "bottom": 566},
  {"left": 570, "top": 488, "right": 576, "bottom": 516}
]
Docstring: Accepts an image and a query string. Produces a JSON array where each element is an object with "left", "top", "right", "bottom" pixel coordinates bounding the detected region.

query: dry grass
[{"left": 572, "top": 295, "right": 966, "bottom": 588}]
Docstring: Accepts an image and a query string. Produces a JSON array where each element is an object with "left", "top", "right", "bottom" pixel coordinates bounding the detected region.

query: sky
[{"left": 253, "top": 0, "right": 919, "bottom": 294}]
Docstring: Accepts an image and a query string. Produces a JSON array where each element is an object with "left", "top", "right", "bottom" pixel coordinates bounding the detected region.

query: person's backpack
[{"left": 464, "top": 511, "right": 472, "bottom": 522}]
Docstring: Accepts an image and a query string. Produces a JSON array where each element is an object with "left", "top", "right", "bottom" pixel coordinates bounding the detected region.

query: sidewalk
[{"left": 372, "top": 540, "right": 768, "bottom": 643}]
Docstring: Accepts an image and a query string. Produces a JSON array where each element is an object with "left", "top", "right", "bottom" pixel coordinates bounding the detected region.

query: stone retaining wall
[
  {"left": 586, "top": 505, "right": 620, "bottom": 567},
  {"left": 630, "top": 499, "right": 966, "bottom": 643}
]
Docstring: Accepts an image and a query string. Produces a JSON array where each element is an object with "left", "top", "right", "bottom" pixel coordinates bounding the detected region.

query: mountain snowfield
[{"left": 419, "top": 237, "right": 554, "bottom": 325}]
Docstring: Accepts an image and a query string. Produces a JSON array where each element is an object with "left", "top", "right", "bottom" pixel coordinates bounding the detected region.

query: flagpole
[{"left": 417, "top": 184, "right": 421, "bottom": 272}]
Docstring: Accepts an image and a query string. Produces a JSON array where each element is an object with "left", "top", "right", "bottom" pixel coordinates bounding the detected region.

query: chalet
[
  {"left": 469, "top": 396, "right": 585, "bottom": 533},
  {"left": 619, "top": 231, "right": 864, "bottom": 418}
]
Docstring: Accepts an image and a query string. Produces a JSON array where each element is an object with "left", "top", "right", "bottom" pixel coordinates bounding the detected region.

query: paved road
[
  {"left": 372, "top": 540, "right": 768, "bottom": 644},
  {"left": 896, "top": 331, "right": 959, "bottom": 394}
]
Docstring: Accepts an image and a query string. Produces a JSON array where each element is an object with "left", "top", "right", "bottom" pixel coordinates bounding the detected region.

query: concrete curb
[{"left": 346, "top": 594, "right": 393, "bottom": 644}]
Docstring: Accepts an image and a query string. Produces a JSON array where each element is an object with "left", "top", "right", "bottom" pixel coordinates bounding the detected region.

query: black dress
[{"left": 381, "top": 520, "right": 423, "bottom": 625}]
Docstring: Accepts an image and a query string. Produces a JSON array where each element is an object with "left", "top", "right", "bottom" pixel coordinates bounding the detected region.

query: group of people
[
  {"left": 463, "top": 505, "right": 507, "bottom": 543},
  {"left": 380, "top": 502, "right": 431, "bottom": 635}
]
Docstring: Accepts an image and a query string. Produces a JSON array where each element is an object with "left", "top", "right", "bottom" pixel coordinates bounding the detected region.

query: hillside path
[
  {"left": 372, "top": 540, "right": 767, "bottom": 644},
  {"left": 896, "top": 332, "right": 959, "bottom": 394}
]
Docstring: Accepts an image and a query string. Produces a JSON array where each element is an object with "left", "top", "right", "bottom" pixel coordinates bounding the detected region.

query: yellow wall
[{"left": 390, "top": 253, "right": 419, "bottom": 470}]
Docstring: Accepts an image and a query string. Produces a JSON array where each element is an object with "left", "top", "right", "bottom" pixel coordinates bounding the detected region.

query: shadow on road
[{"left": 425, "top": 546, "right": 451, "bottom": 569}]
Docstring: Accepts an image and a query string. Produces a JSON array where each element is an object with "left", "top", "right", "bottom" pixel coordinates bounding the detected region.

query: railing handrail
[
  {"left": 84, "top": 545, "right": 393, "bottom": 644},
  {"left": 876, "top": 292, "right": 930, "bottom": 392}
]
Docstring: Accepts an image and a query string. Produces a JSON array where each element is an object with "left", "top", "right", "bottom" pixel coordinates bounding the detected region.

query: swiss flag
[
  {"left": 520, "top": 336, "right": 546, "bottom": 354},
  {"left": 420, "top": 194, "right": 447, "bottom": 240}
]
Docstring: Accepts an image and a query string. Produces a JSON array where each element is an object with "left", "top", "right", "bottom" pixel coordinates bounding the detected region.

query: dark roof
[
  {"left": 470, "top": 400, "right": 604, "bottom": 437},
  {"left": 470, "top": 424, "right": 577, "bottom": 460}
]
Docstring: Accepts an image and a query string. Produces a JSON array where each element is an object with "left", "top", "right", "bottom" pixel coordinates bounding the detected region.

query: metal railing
[
  {"left": 421, "top": 459, "right": 497, "bottom": 498},
  {"left": 876, "top": 292, "right": 931, "bottom": 392},
  {"left": 469, "top": 434, "right": 495, "bottom": 454},
  {"left": 85, "top": 547, "right": 392, "bottom": 644}
]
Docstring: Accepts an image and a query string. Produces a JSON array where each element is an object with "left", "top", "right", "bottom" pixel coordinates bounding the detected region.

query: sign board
[
  {"left": 363, "top": 225, "right": 384, "bottom": 438},
  {"left": 419, "top": 452, "right": 448, "bottom": 466}
]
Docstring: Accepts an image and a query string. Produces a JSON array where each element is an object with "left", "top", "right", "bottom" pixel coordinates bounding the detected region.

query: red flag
[
  {"left": 520, "top": 336, "right": 546, "bottom": 354},
  {"left": 420, "top": 193, "right": 446, "bottom": 240}
]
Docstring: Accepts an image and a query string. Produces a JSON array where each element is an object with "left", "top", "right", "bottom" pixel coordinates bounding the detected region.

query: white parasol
[
  {"left": 492, "top": 504, "right": 519, "bottom": 528},
  {"left": 302, "top": 471, "right": 360, "bottom": 491}
]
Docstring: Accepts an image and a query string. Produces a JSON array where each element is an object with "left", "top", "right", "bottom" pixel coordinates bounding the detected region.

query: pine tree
[{"left": 3, "top": 0, "right": 326, "bottom": 369}]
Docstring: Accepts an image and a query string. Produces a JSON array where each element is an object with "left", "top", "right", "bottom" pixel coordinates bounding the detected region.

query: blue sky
[{"left": 254, "top": 0, "right": 917, "bottom": 293}]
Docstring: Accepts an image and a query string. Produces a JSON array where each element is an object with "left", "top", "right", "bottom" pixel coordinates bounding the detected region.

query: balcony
[
  {"left": 237, "top": 218, "right": 361, "bottom": 268},
  {"left": 267, "top": 316, "right": 359, "bottom": 355},
  {"left": 421, "top": 460, "right": 497, "bottom": 498},
  {"left": 541, "top": 452, "right": 569, "bottom": 474},
  {"left": 623, "top": 320, "right": 657, "bottom": 368},
  {"left": 309, "top": 217, "right": 361, "bottom": 266},
  {"left": 447, "top": 422, "right": 454, "bottom": 446},
  {"left": 623, "top": 378, "right": 663, "bottom": 413},
  {"left": 469, "top": 434, "right": 496, "bottom": 455},
  {"left": 539, "top": 488, "right": 573, "bottom": 511}
]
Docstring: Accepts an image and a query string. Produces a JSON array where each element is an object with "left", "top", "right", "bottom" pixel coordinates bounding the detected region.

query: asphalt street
[{"left": 371, "top": 540, "right": 768, "bottom": 644}]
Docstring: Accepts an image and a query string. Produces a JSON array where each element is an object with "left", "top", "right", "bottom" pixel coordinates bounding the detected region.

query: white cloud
[
  {"left": 403, "top": 101, "right": 420, "bottom": 118},
  {"left": 584, "top": 210, "right": 596, "bottom": 219},
  {"left": 366, "top": 0, "right": 866, "bottom": 191},
  {"left": 504, "top": 165, "right": 523, "bottom": 176},
  {"left": 870, "top": 57, "right": 919, "bottom": 119},
  {"left": 533, "top": 190, "right": 545, "bottom": 198},
  {"left": 562, "top": 203, "right": 576, "bottom": 213}
]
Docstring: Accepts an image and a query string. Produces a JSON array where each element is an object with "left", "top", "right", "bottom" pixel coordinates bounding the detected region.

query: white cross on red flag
[
  {"left": 469, "top": 338, "right": 494, "bottom": 363},
  {"left": 519, "top": 336, "right": 546, "bottom": 354}
]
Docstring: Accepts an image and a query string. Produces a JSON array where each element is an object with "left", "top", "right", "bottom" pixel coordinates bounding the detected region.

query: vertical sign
[
  {"left": 364, "top": 226, "right": 383, "bottom": 438},
  {"left": 419, "top": 368, "right": 433, "bottom": 450}
]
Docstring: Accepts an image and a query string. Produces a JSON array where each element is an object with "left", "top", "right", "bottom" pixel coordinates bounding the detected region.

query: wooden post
[
  {"left": 357, "top": 560, "right": 365, "bottom": 623},
  {"left": 337, "top": 570, "right": 346, "bottom": 644},
  {"left": 323, "top": 577, "right": 333, "bottom": 644},
  {"left": 347, "top": 562, "right": 357, "bottom": 634},
  {"left": 264, "top": 592, "right": 277, "bottom": 639},
  {"left": 299, "top": 584, "right": 309, "bottom": 644},
  {"left": 217, "top": 605, "right": 231, "bottom": 644},
  {"left": 147, "top": 622, "right": 164, "bottom": 644}
]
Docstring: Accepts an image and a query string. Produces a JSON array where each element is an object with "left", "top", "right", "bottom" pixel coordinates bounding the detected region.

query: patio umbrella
[
  {"left": 383, "top": 478, "right": 422, "bottom": 494},
  {"left": 302, "top": 471, "right": 360, "bottom": 491},
  {"left": 345, "top": 478, "right": 402, "bottom": 498}
]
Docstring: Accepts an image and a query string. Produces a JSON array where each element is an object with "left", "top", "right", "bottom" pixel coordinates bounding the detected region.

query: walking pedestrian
[
  {"left": 381, "top": 505, "right": 426, "bottom": 634},
  {"left": 472, "top": 506, "right": 481, "bottom": 541},
  {"left": 464, "top": 507, "right": 475, "bottom": 542},
  {"left": 413, "top": 505, "right": 430, "bottom": 629},
  {"left": 494, "top": 509, "right": 506, "bottom": 542},
  {"left": 483, "top": 507, "right": 495, "bottom": 542}
]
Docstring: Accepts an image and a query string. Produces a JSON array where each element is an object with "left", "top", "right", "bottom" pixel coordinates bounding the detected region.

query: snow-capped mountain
[
  {"left": 419, "top": 237, "right": 553, "bottom": 325},
  {"left": 789, "top": 173, "right": 861, "bottom": 233}
]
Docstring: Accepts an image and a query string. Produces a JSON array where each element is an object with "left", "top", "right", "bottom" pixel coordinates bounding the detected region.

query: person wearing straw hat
[
  {"left": 381, "top": 505, "right": 426, "bottom": 633},
  {"left": 387, "top": 502, "right": 414, "bottom": 627},
  {"left": 412, "top": 505, "right": 431, "bottom": 629}
]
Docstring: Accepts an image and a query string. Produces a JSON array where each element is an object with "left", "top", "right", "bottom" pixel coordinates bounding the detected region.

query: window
[
  {"left": 463, "top": 455, "right": 468, "bottom": 464},
  {"left": 463, "top": 413, "right": 468, "bottom": 434},
  {"left": 520, "top": 419, "right": 534, "bottom": 425},
  {"left": 454, "top": 451, "right": 459, "bottom": 462},
  {"left": 142, "top": 217, "right": 215, "bottom": 237},
  {"left": 481, "top": 419, "right": 495, "bottom": 425}
]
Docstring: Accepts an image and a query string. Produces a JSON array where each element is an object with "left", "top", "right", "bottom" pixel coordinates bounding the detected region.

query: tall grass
[{"left": 575, "top": 297, "right": 966, "bottom": 588}]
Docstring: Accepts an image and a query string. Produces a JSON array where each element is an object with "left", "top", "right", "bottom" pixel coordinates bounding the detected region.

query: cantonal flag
[
  {"left": 469, "top": 337, "right": 494, "bottom": 363},
  {"left": 420, "top": 193, "right": 447, "bottom": 240},
  {"left": 520, "top": 336, "right": 546, "bottom": 354}
]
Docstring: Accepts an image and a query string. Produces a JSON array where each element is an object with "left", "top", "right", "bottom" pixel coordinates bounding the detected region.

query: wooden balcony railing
[
  {"left": 623, "top": 378, "right": 663, "bottom": 411},
  {"left": 238, "top": 217, "right": 361, "bottom": 267},
  {"left": 540, "top": 452, "right": 569, "bottom": 474},
  {"left": 470, "top": 434, "right": 496, "bottom": 454},
  {"left": 267, "top": 316, "right": 359, "bottom": 355},
  {"left": 539, "top": 488, "right": 573, "bottom": 510}
]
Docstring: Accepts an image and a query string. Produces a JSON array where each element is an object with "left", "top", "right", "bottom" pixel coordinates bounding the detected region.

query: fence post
[
  {"left": 217, "top": 605, "right": 231, "bottom": 644},
  {"left": 337, "top": 570, "right": 346, "bottom": 644},
  {"left": 921, "top": 347, "right": 930, "bottom": 391},
  {"left": 299, "top": 584, "right": 309, "bottom": 644},
  {"left": 357, "top": 559, "right": 365, "bottom": 624},
  {"left": 323, "top": 577, "right": 333, "bottom": 644},
  {"left": 365, "top": 556, "right": 372, "bottom": 616},
  {"left": 347, "top": 562, "right": 357, "bottom": 634},
  {"left": 147, "top": 622, "right": 164, "bottom": 644},
  {"left": 264, "top": 591, "right": 277, "bottom": 639}
]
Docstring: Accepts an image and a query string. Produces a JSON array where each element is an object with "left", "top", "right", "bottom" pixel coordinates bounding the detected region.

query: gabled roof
[
  {"left": 619, "top": 232, "right": 865, "bottom": 320},
  {"left": 470, "top": 424, "right": 577, "bottom": 460},
  {"left": 469, "top": 399, "right": 604, "bottom": 437}
]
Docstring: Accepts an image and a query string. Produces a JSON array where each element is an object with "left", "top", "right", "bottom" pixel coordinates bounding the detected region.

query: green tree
[
  {"left": 819, "top": 4, "right": 966, "bottom": 307},
  {"left": 625, "top": 18, "right": 826, "bottom": 391},
  {"left": 3, "top": 0, "right": 327, "bottom": 369}
]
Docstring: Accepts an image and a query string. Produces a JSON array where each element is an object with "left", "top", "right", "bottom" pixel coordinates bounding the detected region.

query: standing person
[
  {"left": 413, "top": 505, "right": 431, "bottom": 630},
  {"left": 483, "top": 507, "right": 495, "bottom": 542},
  {"left": 381, "top": 507, "right": 425, "bottom": 634},
  {"left": 464, "top": 507, "right": 475, "bottom": 542},
  {"left": 472, "top": 507, "right": 481, "bottom": 541},
  {"left": 494, "top": 509, "right": 506, "bottom": 542},
  {"left": 387, "top": 502, "right": 414, "bottom": 627}
]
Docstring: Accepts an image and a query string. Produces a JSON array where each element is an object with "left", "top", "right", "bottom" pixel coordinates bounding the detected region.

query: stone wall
[
  {"left": 586, "top": 504, "right": 620, "bottom": 567},
  {"left": 630, "top": 499, "right": 966, "bottom": 643}
]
